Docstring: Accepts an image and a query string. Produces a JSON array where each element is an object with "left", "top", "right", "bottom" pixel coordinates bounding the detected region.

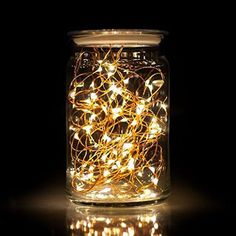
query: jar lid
[{"left": 68, "top": 29, "right": 168, "bottom": 47}]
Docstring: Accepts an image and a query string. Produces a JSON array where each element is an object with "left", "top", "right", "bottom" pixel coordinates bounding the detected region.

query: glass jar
[{"left": 66, "top": 29, "right": 170, "bottom": 205}]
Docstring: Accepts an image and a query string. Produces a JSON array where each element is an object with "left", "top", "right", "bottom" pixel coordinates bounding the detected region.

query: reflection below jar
[{"left": 66, "top": 203, "right": 170, "bottom": 235}]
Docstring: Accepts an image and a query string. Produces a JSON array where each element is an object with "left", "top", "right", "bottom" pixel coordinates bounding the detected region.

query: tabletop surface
[{"left": 2, "top": 179, "right": 232, "bottom": 236}]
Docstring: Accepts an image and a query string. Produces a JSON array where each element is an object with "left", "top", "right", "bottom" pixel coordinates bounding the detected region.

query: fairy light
[
  {"left": 90, "top": 92, "right": 97, "bottom": 100},
  {"left": 112, "top": 107, "right": 122, "bottom": 119},
  {"left": 149, "top": 167, "right": 156, "bottom": 174},
  {"left": 127, "top": 158, "right": 135, "bottom": 170},
  {"left": 74, "top": 132, "right": 79, "bottom": 140},
  {"left": 124, "top": 78, "right": 129, "bottom": 84},
  {"left": 68, "top": 46, "right": 168, "bottom": 200},
  {"left": 152, "top": 177, "right": 159, "bottom": 185},
  {"left": 102, "top": 133, "right": 112, "bottom": 142},
  {"left": 89, "top": 113, "right": 96, "bottom": 121},
  {"left": 121, "top": 222, "right": 127, "bottom": 228},
  {"left": 136, "top": 101, "right": 145, "bottom": 115},
  {"left": 123, "top": 142, "right": 133, "bottom": 150},
  {"left": 103, "top": 170, "right": 110, "bottom": 177},
  {"left": 110, "top": 82, "right": 122, "bottom": 95},
  {"left": 83, "top": 125, "right": 92, "bottom": 134},
  {"left": 131, "top": 119, "right": 138, "bottom": 126}
]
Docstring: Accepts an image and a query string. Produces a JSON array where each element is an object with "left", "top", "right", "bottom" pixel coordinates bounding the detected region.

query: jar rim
[{"left": 68, "top": 29, "right": 168, "bottom": 47}]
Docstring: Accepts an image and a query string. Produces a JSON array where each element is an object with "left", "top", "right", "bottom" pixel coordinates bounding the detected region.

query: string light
[{"left": 68, "top": 47, "right": 168, "bottom": 200}]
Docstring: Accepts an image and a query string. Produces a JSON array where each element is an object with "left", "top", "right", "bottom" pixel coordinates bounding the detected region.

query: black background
[{"left": 1, "top": 1, "right": 234, "bottom": 235}]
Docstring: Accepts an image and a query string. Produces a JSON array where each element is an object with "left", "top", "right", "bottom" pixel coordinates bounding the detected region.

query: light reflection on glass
[{"left": 66, "top": 203, "right": 170, "bottom": 236}]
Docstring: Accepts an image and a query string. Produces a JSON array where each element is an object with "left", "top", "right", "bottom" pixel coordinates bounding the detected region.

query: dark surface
[
  {"left": 1, "top": 1, "right": 234, "bottom": 234},
  {"left": 4, "top": 179, "right": 232, "bottom": 235}
]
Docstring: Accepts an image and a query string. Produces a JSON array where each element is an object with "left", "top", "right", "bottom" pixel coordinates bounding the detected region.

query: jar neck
[{"left": 72, "top": 46, "right": 162, "bottom": 61}]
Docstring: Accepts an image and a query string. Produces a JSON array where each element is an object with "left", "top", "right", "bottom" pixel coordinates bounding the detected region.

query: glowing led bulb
[
  {"left": 97, "top": 66, "right": 102, "bottom": 72},
  {"left": 107, "top": 159, "right": 115, "bottom": 165},
  {"left": 90, "top": 93, "right": 97, "bottom": 100},
  {"left": 116, "top": 160, "right": 121, "bottom": 168},
  {"left": 106, "top": 219, "right": 111, "bottom": 224},
  {"left": 74, "top": 132, "right": 79, "bottom": 140},
  {"left": 89, "top": 165, "right": 94, "bottom": 172},
  {"left": 69, "top": 90, "right": 76, "bottom": 99},
  {"left": 102, "top": 133, "right": 111, "bottom": 142},
  {"left": 112, "top": 149, "right": 118, "bottom": 155},
  {"left": 103, "top": 170, "right": 110, "bottom": 177},
  {"left": 83, "top": 125, "right": 92, "bottom": 134},
  {"left": 83, "top": 173, "right": 93, "bottom": 180},
  {"left": 145, "top": 79, "right": 150, "bottom": 87},
  {"left": 120, "top": 222, "right": 127, "bottom": 228},
  {"left": 161, "top": 103, "right": 168, "bottom": 111},
  {"left": 90, "top": 81, "right": 95, "bottom": 88},
  {"left": 107, "top": 63, "right": 116, "bottom": 77},
  {"left": 110, "top": 82, "right": 122, "bottom": 95},
  {"left": 123, "top": 143, "right": 133, "bottom": 150},
  {"left": 131, "top": 119, "right": 137, "bottom": 126},
  {"left": 128, "top": 227, "right": 134, "bottom": 236},
  {"left": 149, "top": 167, "right": 155, "bottom": 173},
  {"left": 89, "top": 113, "right": 96, "bottom": 121},
  {"left": 121, "top": 117, "right": 128, "bottom": 122},
  {"left": 152, "top": 177, "right": 159, "bottom": 185},
  {"left": 112, "top": 107, "right": 122, "bottom": 119},
  {"left": 101, "top": 154, "right": 108, "bottom": 162},
  {"left": 128, "top": 158, "right": 135, "bottom": 170},
  {"left": 124, "top": 78, "right": 129, "bottom": 84},
  {"left": 84, "top": 98, "right": 92, "bottom": 104},
  {"left": 69, "top": 125, "right": 76, "bottom": 131},
  {"left": 101, "top": 105, "right": 108, "bottom": 114},
  {"left": 100, "top": 187, "right": 111, "bottom": 193},
  {"left": 154, "top": 223, "right": 159, "bottom": 229},
  {"left": 136, "top": 100, "right": 145, "bottom": 115},
  {"left": 137, "top": 171, "right": 143, "bottom": 177},
  {"left": 75, "top": 221, "right": 80, "bottom": 229}
]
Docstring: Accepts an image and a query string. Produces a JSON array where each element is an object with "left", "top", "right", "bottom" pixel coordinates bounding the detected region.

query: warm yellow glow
[
  {"left": 83, "top": 125, "right": 93, "bottom": 134},
  {"left": 89, "top": 113, "right": 96, "bottom": 121},
  {"left": 110, "top": 82, "right": 122, "bottom": 95},
  {"left": 112, "top": 107, "right": 122, "bottom": 119},
  {"left": 103, "top": 170, "right": 110, "bottom": 177},
  {"left": 131, "top": 119, "right": 137, "bottom": 126},
  {"left": 152, "top": 177, "right": 159, "bottom": 185},
  {"left": 90, "top": 92, "right": 97, "bottom": 100},
  {"left": 68, "top": 46, "right": 167, "bottom": 197},
  {"left": 136, "top": 103, "right": 145, "bottom": 115},
  {"left": 127, "top": 158, "right": 135, "bottom": 170},
  {"left": 102, "top": 133, "right": 111, "bottom": 142},
  {"left": 107, "top": 63, "right": 116, "bottom": 77},
  {"left": 124, "top": 78, "right": 129, "bottom": 84},
  {"left": 120, "top": 222, "right": 127, "bottom": 228},
  {"left": 123, "top": 142, "right": 133, "bottom": 150},
  {"left": 154, "top": 222, "right": 159, "bottom": 229},
  {"left": 149, "top": 167, "right": 155, "bottom": 173}
]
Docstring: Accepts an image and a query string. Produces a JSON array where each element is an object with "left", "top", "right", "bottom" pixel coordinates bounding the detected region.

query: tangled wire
[{"left": 68, "top": 47, "right": 168, "bottom": 199}]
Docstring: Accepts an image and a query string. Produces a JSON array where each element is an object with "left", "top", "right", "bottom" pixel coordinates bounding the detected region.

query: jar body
[{"left": 66, "top": 30, "right": 170, "bottom": 205}]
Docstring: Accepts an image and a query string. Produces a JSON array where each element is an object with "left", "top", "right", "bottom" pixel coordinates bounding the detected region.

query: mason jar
[{"left": 66, "top": 29, "right": 170, "bottom": 205}]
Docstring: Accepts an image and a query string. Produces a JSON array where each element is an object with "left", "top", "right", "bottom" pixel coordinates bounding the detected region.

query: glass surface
[{"left": 66, "top": 29, "right": 170, "bottom": 205}]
